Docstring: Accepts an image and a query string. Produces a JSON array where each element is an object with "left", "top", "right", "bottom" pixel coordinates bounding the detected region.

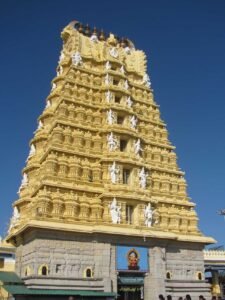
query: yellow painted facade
[
  {"left": 0, "top": 240, "right": 15, "bottom": 299},
  {"left": 7, "top": 21, "right": 214, "bottom": 245}
]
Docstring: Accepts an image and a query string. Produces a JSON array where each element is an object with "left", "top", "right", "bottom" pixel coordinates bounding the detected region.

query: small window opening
[
  {"left": 120, "top": 139, "right": 127, "bottom": 152},
  {"left": 86, "top": 268, "right": 92, "bottom": 278},
  {"left": 123, "top": 169, "right": 130, "bottom": 184},
  {"left": 126, "top": 205, "right": 133, "bottom": 224},
  {"left": 42, "top": 266, "right": 47, "bottom": 276}
]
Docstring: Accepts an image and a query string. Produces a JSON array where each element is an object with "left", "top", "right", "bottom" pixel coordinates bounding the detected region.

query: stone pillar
[
  {"left": 212, "top": 270, "right": 221, "bottom": 296},
  {"left": 144, "top": 246, "right": 166, "bottom": 300}
]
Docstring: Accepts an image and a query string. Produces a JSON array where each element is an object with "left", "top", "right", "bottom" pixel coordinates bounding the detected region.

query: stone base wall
[
  {"left": 15, "top": 230, "right": 117, "bottom": 293},
  {"left": 15, "top": 230, "right": 212, "bottom": 300}
]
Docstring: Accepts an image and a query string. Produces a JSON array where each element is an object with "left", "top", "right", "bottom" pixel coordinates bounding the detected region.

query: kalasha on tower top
[{"left": 7, "top": 21, "right": 214, "bottom": 245}]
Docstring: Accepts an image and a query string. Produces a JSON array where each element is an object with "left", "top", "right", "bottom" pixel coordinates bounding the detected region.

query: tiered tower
[{"left": 7, "top": 21, "right": 214, "bottom": 300}]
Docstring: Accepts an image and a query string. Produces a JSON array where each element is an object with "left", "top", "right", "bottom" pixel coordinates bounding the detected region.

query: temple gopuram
[{"left": 6, "top": 21, "right": 215, "bottom": 300}]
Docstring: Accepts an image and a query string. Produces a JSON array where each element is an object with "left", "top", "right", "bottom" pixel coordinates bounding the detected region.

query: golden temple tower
[{"left": 6, "top": 21, "right": 214, "bottom": 300}]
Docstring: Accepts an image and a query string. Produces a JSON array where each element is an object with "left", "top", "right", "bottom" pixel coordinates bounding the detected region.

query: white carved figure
[
  {"left": 8, "top": 207, "right": 21, "bottom": 232},
  {"left": 90, "top": 33, "right": 98, "bottom": 43},
  {"left": 37, "top": 120, "right": 43, "bottom": 130},
  {"left": 109, "top": 47, "right": 118, "bottom": 58},
  {"left": 144, "top": 203, "right": 154, "bottom": 227},
  {"left": 105, "top": 90, "right": 113, "bottom": 103},
  {"left": 126, "top": 96, "right": 133, "bottom": 108},
  {"left": 59, "top": 51, "right": 65, "bottom": 63},
  {"left": 20, "top": 173, "right": 28, "bottom": 189},
  {"left": 51, "top": 82, "right": 57, "bottom": 91},
  {"left": 107, "top": 132, "right": 119, "bottom": 151},
  {"left": 138, "top": 167, "right": 148, "bottom": 189},
  {"left": 134, "top": 139, "right": 143, "bottom": 156},
  {"left": 105, "top": 73, "right": 111, "bottom": 85},
  {"left": 28, "top": 144, "right": 36, "bottom": 157},
  {"left": 45, "top": 100, "right": 51, "bottom": 108},
  {"left": 109, "top": 161, "right": 120, "bottom": 184},
  {"left": 105, "top": 61, "right": 111, "bottom": 70},
  {"left": 142, "top": 73, "right": 151, "bottom": 88},
  {"left": 71, "top": 51, "right": 83, "bottom": 66},
  {"left": 57, "top": 66, "right": 63, "bottom": 76},
  {"left": 120, "top": 65, "right": 125, "bottom": 74},
  {"left": 124, "top": 80, "right": 129, "bottom": 90},
  {"left": 107, "top": 109, "right": 116, "bottom": 125},
  {"left": 124, "top": 46, "right": 131, "bottom": 54},
  {"left": 130, "top": 115, "right": 137, "bottom": 129},
  {"left": 109, "top": 198, "right": 121, "bottom": 224}
]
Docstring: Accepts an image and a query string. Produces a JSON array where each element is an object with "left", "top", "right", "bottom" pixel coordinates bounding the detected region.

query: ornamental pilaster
[
  {"left": 52, "top": 190, "right": 64, "bottom": 218},
  {"left": 52, "top": 125, "right": 64, "bottom": 144},
  {"left": 44, "top": 152, "right": 58, "bottom": 175},
  {"left": 64, "top": 191, "right": 79, "bottom": 219}
]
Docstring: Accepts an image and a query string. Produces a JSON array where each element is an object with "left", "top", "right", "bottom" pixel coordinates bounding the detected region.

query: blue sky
[{"left": 0, "top": 0, "right": 225, "bottom": 246}]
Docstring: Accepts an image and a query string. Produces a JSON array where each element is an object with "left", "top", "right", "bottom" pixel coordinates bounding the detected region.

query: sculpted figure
[
  {"left": 130, "top": 115, "right": 137, "bottom": 129},
  {"left": 71, "top": 51, "right": 83, "bottom": 66},
  {"left": 37, "top": 120, "right": 43, "bottom": 130},
  {"left": 124, "top": 46, "right": 131, "bottom": 54},
  {"left": 8, "top": 206, "right": 21, "bottom": 232},
  {"left": 107, "top": 109, "right": 116, "bottom": 125},
  {"left": 57, "top": 66, "right": 63, "bottom": 76},
  {"left": 105, "top": 61, "right": 111, "bottom": 70},
  {"left": 105, "top": 90, "right": 113, "bottom": 103},
  {"left": 51, "top": 82, "right": 57, "bottom": 91},
  {"left": 107, "top": 132, "right": 119, "bottom": 151},
  {"left": 21, "top": 173, "right": 28, "bottom": 187},
  {"left": 28, "top": 144, "right": 36, "bottom": 157},
  {"left": 124, "top": 80, "right": 129, "bottom": 90},
  {"left": 105, "top": 73, "right": 111, "bottom": 85},
  {"left": 58, "top": 51, "right": 65, "bottom": 63},
  {"left": 120, "top": 65, "right": 125, "bottom": 74},
  {"left": 90, "top": 33, "right": 98, "bottom": 43},
  {"left": 134, "top": 139, "right": 143, "bottom": 156},
  {"left": 109, "top": 47, "right": 118, "bottom": 58},
  {"left": 144, "top": 203, "right": 155, "bottom": 227},
  {"left": 138, "top": 167, "right": 148, "bottom": 189},
  {"left": 126, "top": 96, "right": 133, "bottom": 108},
  {"left": 142, "top": 73, "right": 151, "bottom": 88},
  {"left": 109, "top": 161, "right": 120, "bottom": 184},
  {"left": 109, "top": 198, "right": 121, "bottom": 224}
]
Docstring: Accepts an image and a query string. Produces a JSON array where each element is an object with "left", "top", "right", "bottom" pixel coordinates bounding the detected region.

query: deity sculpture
[
  {"left": 57, "top": 66, "right": 63, "bottom": 76},
  {"left": 71, "top": 51, "right": 83, "bottom": 66},
  {"left": 126, "top": 96, "right": 133, "bottom": 108},
  {"left": 120, "top": 65, "right": 125, "bottom": 74},
  {"left": 130, "top": 115, "right": 137, "bottom": 129},
  {"left": 28, "top": 144, "right": 36, "bottom": 157},
  {"left": 105, "top": 90, "right": 113, "bottom": 103},
  {"left": 105, "top": 61, "right": 111, "bottom": 70},
  {"left": 134, "top": 139, "right": 143, "bottom": 156},
  {"left": 142, "top": 73, "right": 151, "bottom": 88},
  {"left": 124, "top": 80, "right": 129, "bottom": 90},
  {"left": 8, "top": 206, "right": 21, "bottom": 232},
  {"left": 138, "top": 167, "right": 148, "bottom": 189},
  {"left": 109, "top": 198, "right": 121, "bottom": 224},
  {"left": 105, "top": 73, "right": 111, "bottom": 85},
  {"left": 21, "top": 173, "right": 28, "bottom": 188},
  {"left": 109, "top": 162, "right": 120, "bottom": 184},
  {"left": 107, "top": 132, "right": 119, "bottom": 151},
  {"left": 144, "top": 203, "right": 154, "bottom": 227},
  {"left": 124, "top": 46, "right": 131, "bottom": 54},
  {"left": 90, "top": 33, "right": 98, "bottom": 43},
  {"left": 45, "top": 100, "right": 51, "bottom": 108},
  {"left": 107, "top": 109, "right": 116, "bottom": 125},
  {"left": 58, "top": 51, "right": 65, "bottom": 63},
  {"left": 51, "top": 82, "right": 57, "bottom": 91},
  {"left": 109, "top": 47, "right": 118, "bottom": 58}
]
